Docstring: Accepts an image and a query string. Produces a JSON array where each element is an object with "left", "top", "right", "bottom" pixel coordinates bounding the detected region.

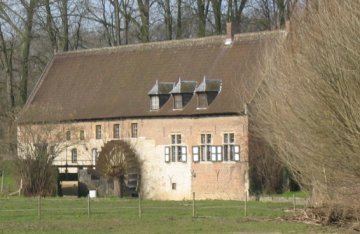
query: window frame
[
  {"left": 150, "top": 96, "right": 160, "bottom": 110},
  {"left": 92, "top": 148, "right": 98, "bottom": 165},
  {"left": 200, "top": 134, "right": 212, "bottom": 161},
  {"left": 95, "top": 125, "right": 102, "bottom": 139},
  {"left": 198, "top": 93, "right": 208, "bottom": 108},
  {"left": 80, "top": 130, "right": 85, "bottom": 141},
  {"left": 174, "top": 94, "right": 183, "bottom": 109},
  {"left": 66, "top": 130, "right": 71, "bottom": 141},
  {"left": 166, "top": 134, "right": 187, "bottom": 163},
  {"left": 131, "top": 123, "right": 138, "bottom": 138},
  {"left": 113, "top": 124, "right": 120, "bottom": 138},
  {"left": 71, "top": 148, "right": 77, "bottom": 163},
  {"left": 223, "top": 133, "right": 240, "bottom": 162}
]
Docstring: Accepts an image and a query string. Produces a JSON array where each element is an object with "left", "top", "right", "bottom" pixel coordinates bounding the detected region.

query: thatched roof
[{"left": 25, "top": 31, "right": 283, "bottom": 122}]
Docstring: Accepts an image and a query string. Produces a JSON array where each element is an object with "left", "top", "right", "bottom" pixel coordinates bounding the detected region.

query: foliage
[{"left": 251, "top": 0, "right": 360, "bottom": 222}]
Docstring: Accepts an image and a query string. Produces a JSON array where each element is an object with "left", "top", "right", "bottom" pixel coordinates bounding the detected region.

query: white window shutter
[
  {"left": 211, "top": 146, "right": 217, "bottom": 161},
  {"left": 192, "top": 146, "right": 199, "bottom": 162},
  {"left": 181, "top": 146, "right": 187, "bottom": 162},
  {"left": 165, "top": 146, "right": 170, "bottom": 163},
  {"left": 217, "top": 146, "right": 222, "bottom": 161},
  {"left": 234, "top": 145, "right": 240, "bottom": 161}
]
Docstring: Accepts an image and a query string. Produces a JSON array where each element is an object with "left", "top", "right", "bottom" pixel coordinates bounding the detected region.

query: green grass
[
  {"left": 0, "top": 197, "right": 334, "bottom": 233},
  {"left": 272, "top": 191, "right": 309, "bottom": 198},
  {"left": 0, "top": 160, "right": 18, "bottom": 194}
]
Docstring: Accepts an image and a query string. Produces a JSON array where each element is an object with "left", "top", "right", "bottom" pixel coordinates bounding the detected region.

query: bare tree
[
  {"left": 196, "top": 0, "right": 210, "bottom": 37},
  {"left": 251, "top": 0, "right": 360, "bottom": 222},
  {"left": 0, "top": 0, "right": 40, "bottom": 104},
  {"left": 136, "top": 0, "right": 151, "bottom": 42},
  {"left": 210, "top": 0, "right": 222, "bottom": 34},
  {"left": 17, "top": 108, "right": 72, "bottom": 196},
  {"left": 0, "top": 25, "right": 15, "bottom": 110}
]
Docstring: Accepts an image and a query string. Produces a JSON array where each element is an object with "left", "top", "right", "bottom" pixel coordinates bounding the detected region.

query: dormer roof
[
  {"left": 195, "top": 77, "right": 222, "bottom": 93},
  {"left": 170, "top": 79, "right": 197, "bottom": 94},
  {"left": 148, "top": 81, "right": 174, "bottom": 95}
]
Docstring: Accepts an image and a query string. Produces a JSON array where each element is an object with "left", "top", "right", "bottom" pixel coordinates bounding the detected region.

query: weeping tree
[
  {"left": 251, "top": 0, "right": 360, "bottom": 222},
  {"left": 96, "top": 140, "right": 140, "bottom": 197}
]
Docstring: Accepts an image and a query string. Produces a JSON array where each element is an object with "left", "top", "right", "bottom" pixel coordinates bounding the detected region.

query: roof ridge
[{"left": 54, "top": 30, "right": 285, "bottom": 57}]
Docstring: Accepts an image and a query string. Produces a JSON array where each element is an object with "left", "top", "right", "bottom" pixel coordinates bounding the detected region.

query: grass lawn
[{"left": 0, "top": 197, "right": 335, "bottom": 233}]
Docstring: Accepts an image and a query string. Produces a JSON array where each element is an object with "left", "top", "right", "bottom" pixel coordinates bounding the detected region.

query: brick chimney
[{"left": 225, "top": 22, "right": 240, "bottom": 45}]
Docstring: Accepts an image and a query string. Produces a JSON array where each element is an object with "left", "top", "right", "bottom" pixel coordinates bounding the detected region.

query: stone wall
[{"left": 53, "top": 115, "right": 249, "bottom": 200}]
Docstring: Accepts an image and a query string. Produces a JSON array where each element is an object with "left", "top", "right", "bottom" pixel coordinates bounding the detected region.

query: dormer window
[
  {"left": 170, "top": 78, "right": 197, "bottom": 110},
  {"left": 174, "top": 95, "right": 183, "bottom": 109},
  {"left": 150, "top": 96, "right": 159, "bottom": 110},
  {"left": 195, "top": 77, "right": 222, "bottom": 109},
  {"left": 198, "top": 93, "right": 208, "bottom": 108},
  {"left": 148, "top": 81, "right": 174, "bottom": 111}
]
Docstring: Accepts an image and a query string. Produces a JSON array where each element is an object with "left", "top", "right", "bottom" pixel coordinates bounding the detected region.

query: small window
[
  {"left": 174, "top": 95, "right": 182, "bottom": 109},
  {"left": 66, "top": 130, "right": 71, "bottom": 141},
  {"left": 71, "top": 148, "right": 77, "bottom": 163},
  {"left": 150, "top": 96, "right": 159, "bottom": 110},
  {"left": 80, "top": 130, "right": 85, "bottom": 140},
  {"left": 113, "top": 124, "right": 120, "bottom": 138},
  {"left": 92, "top": 148, "right": 98, "bottom": 165},
  {"left": 167, "top": 134, "right": 186, "bottom": 163},
  {"left": 224, "top": 133, "right": 240, "bottom": 162},
  {"left": 198, "top": 93, "right": 208, "bottom": 108},
  {"left": 96, "top": 125, "right": 102, "bottom": 139},
  {"left": 131, "top": 123, "right": 138, "bottom": 138},
  {"left": 211, "top": 146, "right": 223, "bottom": 161},
  {"left": 200, "top": 134, "right": 212, "bottom": 161},
  {"left": 172, "top": 183, "right": 176, "bottom": 190}
]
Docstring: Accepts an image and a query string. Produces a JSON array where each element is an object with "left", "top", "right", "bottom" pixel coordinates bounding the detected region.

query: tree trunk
[
  {"left": 234, "top": 0, "right": 248, "bottom": 26},
  {"left": 121, "top": 0, "right": 131, "bottom": 44},
  {"left": 45, "top": 0, "right": 58, "bottom": 52},
  {"left": 0, "top": 25, "right": 15, "bottom": 109},
  {"left": 20, "top": 0, "right": 38, "bottom": 105},
  {"left": 113, "top": 0, "right": 121, "bottom": 45},
  {"left": 176, "top": 0, "right": 182, "bottom": 39},
  {"left": 137, "top": 0, "right": 150, "bottom": 42},
  {"left": 164, "top": 0, "right": 172, "bottom": 40},
  {"left": 60, "top": 0, "right": 69, "bottom": 51},
  {"left": 211, "top": 0, "right": 222, "bottom": 34},
  {"left": 113, "top": 176, "right": 121, "bottom": 197},
  {"left": 197, "top": 0, "right": 210, "bottom": 37}
]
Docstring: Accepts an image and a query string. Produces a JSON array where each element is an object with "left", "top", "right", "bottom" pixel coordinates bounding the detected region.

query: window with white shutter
[
  {"left": 192, "top": 146, "right": 200, "bottom": 162},
  {"left": 165, "top": 146, "right": 170, "bottom": 163},
  {"left": 181, "top": 146, "right": 187, "bottom": 162}
]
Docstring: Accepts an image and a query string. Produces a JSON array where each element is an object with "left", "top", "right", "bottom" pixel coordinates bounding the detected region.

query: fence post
[
  {"left": 293, "top": 193, "right": 296, "bottom": 212},
  {"left": 244, "top": 192, "right": 247, "bottom": 217},
  {"left": 38, "top": 195, "right": 41, "bottom": 220},
  {"left": 192, "top": 192, "right": 196, "bottom": 218},
  {"left": 1, "top": 171, "right": 3, "bottom": 193},
  {"left": 138, "top": 192, "right": 142, "bottom": 218},
  {"left": 88, "top": 195, "right": 90, "bottom": 217}
]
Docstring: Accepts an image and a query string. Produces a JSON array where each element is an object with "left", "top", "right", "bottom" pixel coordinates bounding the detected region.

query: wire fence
[{"left": 0, "top": 193, "right": 302, "bottom": 221}]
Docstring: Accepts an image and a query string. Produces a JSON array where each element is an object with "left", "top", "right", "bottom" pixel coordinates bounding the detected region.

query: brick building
[{"left": 22, "top": 27, "right": 282, "bottom": 200}]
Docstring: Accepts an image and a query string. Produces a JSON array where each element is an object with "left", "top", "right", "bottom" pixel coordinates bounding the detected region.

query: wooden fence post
[
  {"left": 244, "top": 192, "right": 247, "bottom": 217},
  {"left": 88, "top": 195, "right": 90, "bottom": 217},
  {"left": 1, "top": 171, "right": 3, "bottom": 193},
  {"left": 38, "top": 195, "right": 41, "bottom": 220},
  {"left": 293, "top": 193, "right": 296, "bottom": 212},
  {"left": 138, "top": 192, "right": 142, "bottom": 218},
  {"left": 192, "top": 192, "right": 195, "bottom": 218}
]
